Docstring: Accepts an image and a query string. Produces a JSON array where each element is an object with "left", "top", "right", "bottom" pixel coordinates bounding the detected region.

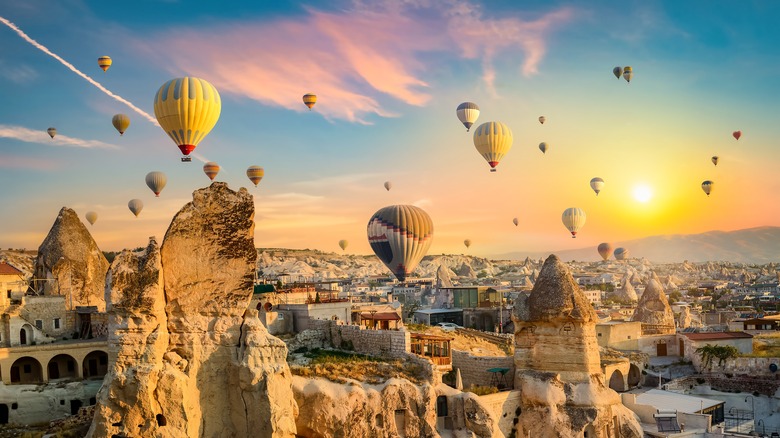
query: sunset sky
[{"left": 1, "top": 0, "right": 780, "bottom": 258}]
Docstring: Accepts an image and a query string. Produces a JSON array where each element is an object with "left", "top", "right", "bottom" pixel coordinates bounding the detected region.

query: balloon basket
[{"left": 181, "top": 156, "right": 192, "bottom": 162}]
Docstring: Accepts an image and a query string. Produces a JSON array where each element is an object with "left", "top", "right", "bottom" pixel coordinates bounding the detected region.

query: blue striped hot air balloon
[{"left": 367, "top": 205, "right": 433, "bottom": 282}]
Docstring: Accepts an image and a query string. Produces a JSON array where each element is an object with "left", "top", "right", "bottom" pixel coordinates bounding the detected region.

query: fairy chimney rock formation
[
  {"left": 89, "top": 182, "right": 297, "bottom": 438},
  {"left": 33, "top": 207, "right": 109, "bottom": 310},
  {"left": 679, "top": 306, "right": 692, "bottom": 329},
  {"left": 512, "top": 255, "right": 642, "bottom": 438},
  {"left": 611, "top": 273, "right": 638, "bottom": 303},
  {"left": 632, "top": 273, "right": 675, "bottom": 331}
]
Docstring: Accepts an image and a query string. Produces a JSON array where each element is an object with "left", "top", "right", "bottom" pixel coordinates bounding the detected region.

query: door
[
  {"left": 679, "top": 339, "right": 685, "bottom": 356},
  {"left": 88, "top": 359, "right": 98, "bottom": 377},
  {"left": 19, "top": 328, "right": 26, "bottom": 345},
  {"left": 48, "top": 362, "right": 60, "bottom": 379},
  {"left": 657, "top": 342, "right": 667, "bottom": 356},
  {"left": 0, "top": 404, "right": 7, "bottom": 424},
  {"left": 10, "top": 366, "right": 19, "bottom": 383}
]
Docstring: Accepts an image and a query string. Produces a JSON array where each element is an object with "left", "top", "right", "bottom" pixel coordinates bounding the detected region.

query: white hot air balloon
[
  {"left": 145, "top": 171, "right": 167, "bottom": 197},
  {"left": 85, "top": 211, "right": 98, "bottom": 226},
  {"left": 590, "top": 177, "right": 605, "bottom": 196},
  {"left": 561, "top": 207, "right": 586, "bottom": 238},
  {"left": 128, "top": 199, "right": 144, "bottom": 217},
  {"left": 384, "top": 181, "right": 392, "bottom": 191},
  {"left": 456, "top": 102, "right": 480, "bottom": 132}
]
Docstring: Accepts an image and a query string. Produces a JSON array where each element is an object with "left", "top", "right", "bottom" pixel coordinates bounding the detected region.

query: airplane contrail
[{"left": 0, "top": 15, "right": 159, "bottom": 126}]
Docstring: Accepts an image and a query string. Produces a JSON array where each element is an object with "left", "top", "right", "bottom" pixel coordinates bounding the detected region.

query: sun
[{"left": 633, "top": 185, "right": 653, "bottom": 203}]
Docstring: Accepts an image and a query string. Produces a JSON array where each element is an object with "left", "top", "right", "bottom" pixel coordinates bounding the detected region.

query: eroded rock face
[
  {"left": 610, "top": 273, "right": 638, "bottom": 303},
  {"left": 512, "top": 255, "right": 643, "bottom": 438},
  {"left": 34, "top": 207, "right": 108, "bottom": 310},
  {"left": 89, "top": 183, "right": 297, "bottom": 438},
  {"left": 679, "top": 306, "right": 692, "bottom": 329},
  {"left": 632, "top": 273, "right": 675, "bottom": 331}
]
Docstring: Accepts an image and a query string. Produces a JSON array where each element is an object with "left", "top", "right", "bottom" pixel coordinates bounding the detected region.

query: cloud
[
  {"left": 146, "top": 1, "right": 573, "bottom": 122},
  {"left": 254, "top": 192, "right": 358, "bottom": 230},
  {"left": 0, "top": 15, "right": 158, "bottom": 125},
  {"left": 0, "top": 124, "right": 120, "bottom": 149},
  {"left": 0, "top": 60, "right": 37, "bottom": 84},
  {"left": 291, "top": 172, "right": 380, "bottom": 189},
  {"left": 0, "top": 154, "right": 58, "bottom": 170}
]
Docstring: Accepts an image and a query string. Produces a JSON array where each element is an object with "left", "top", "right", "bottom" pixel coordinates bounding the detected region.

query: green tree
[{"left": 695, "top": 344, "right": 739, "bottom": 369}]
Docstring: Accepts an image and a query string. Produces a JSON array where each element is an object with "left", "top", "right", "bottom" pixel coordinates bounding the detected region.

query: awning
[{"left": 360, "top": 312, "right": 401, "bottom": 321}]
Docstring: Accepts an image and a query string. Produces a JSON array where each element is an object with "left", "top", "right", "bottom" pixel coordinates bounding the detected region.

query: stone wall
[
  {"left": 20, "top": 296, "right": 70, "bottom": 339},
  {"left": 326, "top": 322, "right": 410, "bottom": 358},
  {"left": 477, "top": 390, "right": 521, "bottom": 437},
  {"left": 452, "top": 350, "right": 514, "bottom": 389},
  {"left": 664, "top": 375, "right": 780, "bottom": 397},
  {"left": 259, "top": 309, "right": 294, "bottom": 335}
]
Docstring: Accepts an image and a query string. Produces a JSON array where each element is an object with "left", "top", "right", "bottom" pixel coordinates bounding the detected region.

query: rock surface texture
[
  {"left": 632, "top": 273, "right": 675, "bottom": 332},
  {"left": 512, "top": 255, "right": 643, "bottom": 438},
  {"left": 33, "top": 207, "right": 109, "bottom": 310},
  {"left": 88, "top": 183, "right": 297, "bottom": 438},
  {"left": 610, "top": 273, "right": 638, "bottom": 303}
]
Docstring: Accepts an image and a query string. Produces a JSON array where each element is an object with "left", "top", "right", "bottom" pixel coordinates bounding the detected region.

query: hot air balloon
[
  {"left": 203, "top": 162, "right": 220, "bottom": 181},
  {"left": 456, "top": 102, "right": 480, "bottom": 132},
  {"left": 247, "top": 165, "right": 264, "bottom": 187},
  {"left": 85, "top": 211, "right": 98, "bottom": 226},
  {"left": 590, "top": 177, "right": 605, "bottom": 196},
  {"left": 128, "top": 199, "right": 143, "bottom": 217},
  {"left": 614, "top": 247, "right": 628, "bottom": 260},
  {"left": 701, "top": 180, "right": 714, "bottom": 196},
  {"left": 47, "top": 127, "right": 56, "bottom": 139},
  {"left": 597, "top": 243, "right": 613, "bottom": 261},
  {"left": 112, "top": 114, "right": 130, "bottom": 135},
  {"left": 539, "top": 142, "right": 548, "bottom": 154},
  {"left": 711, "top": 156, "right": 719, "bottom": 166},
  {"left": 561, "top": 207, "right": 586, "bottom": 238},
  {"left": 98, "top": 56, "right": 112, "bottom": 72},
  {"left": 732, "top": 131, "right": 741, "bottom": 140},
  {"left": 367, "top": 205, "right": 433, "bottom": 282},
  {"left": 384, "top": 181, "right": 392, "bottom": 191},
  {"left": 473, "top": 122, "right": 513, "bottom": 172},
  {"left": 464, "top": 239, "right": 471, "bottom": 249},
  {"left": 338, "top": 239, "right": 348, "bottom": 251},
  {"left": 154, "top": 77, "right": 221, "bottom": 162},
  {"left": 538, "top": 116, "right": 546, "bottom": 125},
  {"left": 303, "top": 93, "right": 317, "bottom": 110},
  {"left": 623, "top": 66, "right": 633, "bottom": 83},
  {"left": 145, "top": 171, "right": 167, "bottom": 197},
  {"left": 612, "top": 66, "right": 623, "bottom": 79},
  {"left": 512, "top": 217, "right": 519, "bottom": 227}
]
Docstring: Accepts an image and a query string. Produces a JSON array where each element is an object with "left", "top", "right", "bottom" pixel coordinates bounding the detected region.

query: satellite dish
[
  {"left": 770, "top": 363, "right": 778, "bottom": 373},
  {"left": 390, "top": 301, "right": 401, "bottom": 309}
]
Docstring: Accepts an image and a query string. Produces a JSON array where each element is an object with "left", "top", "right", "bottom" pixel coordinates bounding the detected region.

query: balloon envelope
[
  {"left": 590, "top": 177, "right": 605, "bottom": 195},
  {"left": 145, "top": 171, "right": 167, "bottom": 197},
  {"left": 303, "top": 93, "right": 317, "bottom": 109},
  {"left": 613, "top": 66, "right": 623, "bottom": 79},
  {"left": 538, "top": 116, "right": 546, "bottom": 124},
  {"left": 701, "top": 180, "right": 714, "bottom": 196},
  {"left": 203, "top": 162, "right": 220, "bottom": 181},
  {"left": 384, "top": 181, "right": 392, "bottom": 191},
  {"left": 561, "top": 207, "right": 586, "bottom": 238},
  {"left": 98, "top": 56, "right": 112, "bottom": 72},
  {"left": 367, "top": 205, "right": 433, "bottom": 282},
  {"left": 623, "top": 66, "right": 633, "bottom": 83},
  {"left": 456, "top": 102, "right": 480, "bottom": 131},
  {"left": 539, "top": 142, "right": 548, "bottom": 154},
  {"left": 47, "top": 127, "right": 56, "bottom": 139},
  {"left": 732, "top": 130, "right": 742, "bottom": 140},
  {"left": 112, "top": 114, "right": 130, "bottom": 135},
  {"left": 473, "top": 121, "right": 513, "bottom": 172},
  {"left": 512, "top": 217, "right": 519, "bottom": 227},
  {"left": 711, "top": 156, "right": 719, "bottom": 166},
  {"left": 464, "top": 239, "right": 471, "bottom": 249},
  {"left": 597, "top": 243, "right": 613, "bottom": 261},
  {"left": 85, "top": 211, "right": 97, "bottom": 225},
  {"left": 338, "top": 239, "right": 348, "bottom": 251},
  {"left": 154, "top": 77, "right": 221, "bottom": 157},
  {"left": 614, "top": 247, "right": 628, "bottom": 260},
  {"left": 247, "top": 165, "right": 264, "bottom": 187},
  {"left": 128, "top": 199, "right": 143, "bottom": 217}
]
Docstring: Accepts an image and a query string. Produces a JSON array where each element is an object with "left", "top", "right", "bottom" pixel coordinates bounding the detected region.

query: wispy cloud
[
  {"left": 0, "top": 60, "right": 37, "bottom": 84},
  {"left": 146, "top": 1, "right": 573, "bottom": 122},
  {"left": 0, "top": 124, "right": 119, "bottom": 149},
  {"left": 0, "top": 15, "right": 158, "bottom": 125}
]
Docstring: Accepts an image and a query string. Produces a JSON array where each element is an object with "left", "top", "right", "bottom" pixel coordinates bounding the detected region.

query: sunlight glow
[{"left": 633, "top": 185, "right": 653, "bottom": 203}]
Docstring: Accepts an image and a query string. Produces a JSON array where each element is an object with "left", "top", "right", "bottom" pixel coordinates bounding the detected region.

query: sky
[{"left": 1, "top": 0, "right": 780, "bottom": 258}]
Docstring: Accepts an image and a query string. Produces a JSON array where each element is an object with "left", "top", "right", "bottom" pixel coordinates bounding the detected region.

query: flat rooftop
[{"left": 636, "top": 389, "right": 722, "bottom": 413}]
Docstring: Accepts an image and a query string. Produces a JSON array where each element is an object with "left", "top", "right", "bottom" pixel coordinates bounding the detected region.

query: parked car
[{"left": 436, "top": 322, "right": 463, "bottom": 332}]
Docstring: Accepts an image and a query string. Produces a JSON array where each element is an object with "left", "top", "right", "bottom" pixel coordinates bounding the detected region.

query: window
[
  {"left": 23, "top": 364, "right": 31, "bottom": 374},
  {"left": 53, "top": 318, "right": 61, "bottom": 329},
  {"left": 6, "top": 290, "right": 10, "bottom": 298},
  {"left": 35, "top": 320, "right": 43, "bottom": 330},
  {"left": 628, "top": 336, "right": 632, "bottom": 339}
]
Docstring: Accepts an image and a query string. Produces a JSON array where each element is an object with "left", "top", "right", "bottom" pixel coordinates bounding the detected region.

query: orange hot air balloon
[
  {"left": 203, "top": 162, "right": 220, "bottom": 181},
  {"left": 97, "top": 56, "right": 112, "bottom": 72},
  {"left": 247, "top": 165, "right": 264, "bottom": 187},
  {"left": 732, "top": 130, "right": 742, "bottom": 140}
]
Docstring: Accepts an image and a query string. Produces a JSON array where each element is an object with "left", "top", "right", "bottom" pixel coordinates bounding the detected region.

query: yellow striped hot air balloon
[
  {"left": 302, "top": 93, "right": 317, "bottom": 110},
  {"left": 112, "top": 114, "right": 130, "bottom": 135},
  {"left": 203, "top": 162, "right": 220, "bottom": 181},
  {"left": 367, "top": 205, "right": 433, "bottom": 282},
  {"left": 473, "top": 121, "right": 513, "bottom": 172},
  {"left": 98, "top": 56, "right": 112, "bottom": 72},
  {"left": 247, "top": 165, "right": 264, "bottom": 187},
  {"left": 561, "top": 207, "right": 586, "bottom": 238},
  {"left": 154, "top": 77, "right": 221, "bottom": 160},
  {"left": 338, "top": 239, "right": 348, "bottom": 251}
]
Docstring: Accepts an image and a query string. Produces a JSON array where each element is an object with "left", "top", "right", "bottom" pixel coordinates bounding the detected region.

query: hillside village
[{"left": 3, "top": 205, "right": 780, "bottom": 436}]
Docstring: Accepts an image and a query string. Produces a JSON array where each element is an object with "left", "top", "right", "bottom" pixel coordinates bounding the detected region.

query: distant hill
[{"left": 497, "top": 226, "right": 780, "bottom": 264}]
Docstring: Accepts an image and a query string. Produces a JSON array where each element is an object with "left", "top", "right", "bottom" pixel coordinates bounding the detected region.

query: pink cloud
[{"left": 146, "top": 1, "right": 573, "bottom": 122}]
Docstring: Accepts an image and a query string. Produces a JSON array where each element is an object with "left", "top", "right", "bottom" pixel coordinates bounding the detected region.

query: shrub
[{"left": 465, "top": 384, "right": 499, "bottom": 396}]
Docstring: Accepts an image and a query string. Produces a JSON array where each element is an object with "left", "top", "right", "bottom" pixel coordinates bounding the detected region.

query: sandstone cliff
[
  {"left": 512, "top": 255, "right": 642, "bottom": 438},
  {"left": 33, "top": 207, "right": 108, "bottom": 310},
  {"left": 89, "top": 183, "right": 297, "bottom": 438},
  {"left": 632, "top": 273, "right": 675, "bottom": 331}
]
